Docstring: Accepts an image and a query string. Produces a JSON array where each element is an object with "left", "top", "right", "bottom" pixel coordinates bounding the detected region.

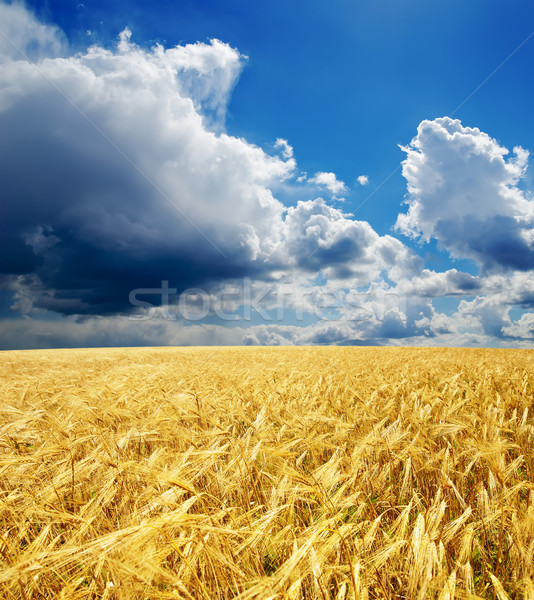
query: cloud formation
[
  {"left": 0, "top": 2, "right": 66, "bottom": 60},
  {"left": 0, "top": 26, "right": 287, "bottom": 313},
  {"left": 502, "top": 313, "right": 534, "bottom": 339},
  {"left": 0, "top": 3, "right": 415, "bottom": 323},
  {"left": 309, "top": 171, "right": 348, "bottom": 197},
  {"left": 396, "top": 117, "right": 534, "bottom": 272},
  {"left": 274, "top": 138, "right": 294, "bottom": 159},
  {"left": 0, "top": 3, "right": 533, "bottom": 349}
]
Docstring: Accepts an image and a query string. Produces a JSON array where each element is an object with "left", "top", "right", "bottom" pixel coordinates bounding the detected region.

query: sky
[{"left": 0, "top": 0, "right": 533, "bottom": 349}]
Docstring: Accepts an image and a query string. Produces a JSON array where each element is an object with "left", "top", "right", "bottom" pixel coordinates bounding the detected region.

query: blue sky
[
  {"left": 31, "top": 0, "right": 534, "bottom": 232},
  {"left": 0, "top": 0, "right": 533, "bottom": 348}
]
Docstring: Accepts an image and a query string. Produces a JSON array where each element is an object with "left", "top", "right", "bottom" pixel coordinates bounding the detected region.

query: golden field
[{"left": 0, "top": 346, "right": 533, "bottom": 600}]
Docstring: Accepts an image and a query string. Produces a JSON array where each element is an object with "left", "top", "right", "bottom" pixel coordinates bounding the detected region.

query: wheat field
[{"left": 0, "top": 346, "right": 533, "bottom": 600}]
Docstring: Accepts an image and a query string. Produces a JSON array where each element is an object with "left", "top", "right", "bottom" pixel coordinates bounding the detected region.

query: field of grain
[{"left": 0, "top": 346, "right": 533, "bottom": 600}]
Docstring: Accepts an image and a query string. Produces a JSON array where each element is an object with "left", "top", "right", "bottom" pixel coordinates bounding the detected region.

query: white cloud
[
  {"left": 274, "top": 138, "right": 294, "bottom": 159},
  {"left": 309, "top": 171, "right": 347, "bottom": 197},
  {"left": 0, "top": 2, "right": 67, "bottom": 61},
  {"left": 472, "top": 271, "right": 534, "bottom": 308},
  {"left": 454, "top": 296, "right": 513, "bottom": 339},
  {"left": 277, "top": 198, "right": 422, "bottom": 283},
  {"left": 395, "top": 117, "right": 534, "bottom": 271},
  {"left": 502, "top": 313, "right": 534, "bottom": 339},
  {"left": 357, "top": 174, "right": 369, "bottom": 186},
  {"left": 397, "top": 268, "right": 479, "bottom": 297}
]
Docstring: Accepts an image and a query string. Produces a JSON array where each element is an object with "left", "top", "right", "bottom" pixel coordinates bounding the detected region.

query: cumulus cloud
[
  {"left": 357, "top": 174, "right": 369, "bottom": 186},
  {"left": 454, "top": 296, "right": 513, "bottom": 339},
  {"left": 2, "top": 4, "right": 533, "bottom": 350},
  {"left": 0, "top": 2, "right": 419, "bottom": 327},
  {"left": 309, "top": 171, "right": 348, "bottom": 197},
  {"left": 502, "top": 313, "right": 534, "bottom": 339},
  {"left": 397, "top": 268, "right": 480, "bottom": 297},
  {"left": 395, "top": 117, "right": 534, "bottom": 272},
  {"left": 274, "top": 138, "right": 294, "bottom": 159},
  {"left": 279, "top": 199, "right": 422, "bottom": 282},
  {"left": 0, "top": 2, "right": 67, "bottom": 60},
  {"left": 0, "top": 25, "right": 292, "bottom": 313}
]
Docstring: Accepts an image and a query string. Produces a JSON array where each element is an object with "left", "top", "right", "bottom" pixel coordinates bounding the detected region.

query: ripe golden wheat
[{"left": 0, "top": 346, "right": 533, "bottom": 599}]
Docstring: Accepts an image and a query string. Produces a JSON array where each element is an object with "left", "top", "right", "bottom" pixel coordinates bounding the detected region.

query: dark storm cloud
[
  {"left": 0, "top": 12, "right": 420, "bottom": 320},
  {"left": 0, "top": 89, "right": 260, "bottom": 314},
  {"left": 0, "top": 21, "right": 290, "bottom": 315}
]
